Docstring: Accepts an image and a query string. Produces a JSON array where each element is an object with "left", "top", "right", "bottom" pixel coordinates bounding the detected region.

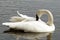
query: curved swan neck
[{"left": 36, "top": 9, "right": 53, "bottom": 26}]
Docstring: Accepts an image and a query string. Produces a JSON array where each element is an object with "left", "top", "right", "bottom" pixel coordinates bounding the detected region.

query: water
[{"left": 0, "top": 0, "right": 60, "bottom": 40}]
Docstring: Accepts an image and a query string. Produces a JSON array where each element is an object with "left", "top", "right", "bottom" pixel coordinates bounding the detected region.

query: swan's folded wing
[
  {"left": 9, "top": 16, "right": 26, "bottom": 22},
  {"left": 17, "top": 11, "right": 29, "bottom": 18},
  {"left": 9, "top": 11, "right": 35, "bottom": 22},
  {"left": 17, "top": 11, "right": 35, "bottom": 21}
]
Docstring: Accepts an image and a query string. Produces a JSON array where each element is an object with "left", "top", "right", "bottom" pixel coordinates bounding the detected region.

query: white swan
[
  {"left": 9, "top": 11, "right": 35, "bottom": 22},
  {"left": 2, "top": 9, "right": 55, "bottom": 32}
]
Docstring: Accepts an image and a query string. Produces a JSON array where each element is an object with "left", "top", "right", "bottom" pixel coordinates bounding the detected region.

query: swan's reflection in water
[
  {"left": 47, "top": 33, "right": 52, "bottom": 40},
  {"left": 4, "top": 29, "right": 53, "bottom": 40}
]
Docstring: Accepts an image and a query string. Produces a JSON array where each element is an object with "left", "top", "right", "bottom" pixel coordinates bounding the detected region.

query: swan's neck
[
  {"left": 36, "top": 9, "right": 53, "bottom": 26},
  {"left": 46, "top": 11, "right": 53, "bottom": 26}
]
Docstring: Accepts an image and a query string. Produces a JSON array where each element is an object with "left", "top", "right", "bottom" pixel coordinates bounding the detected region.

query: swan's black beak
[{"left": 36, "top": 14, "right": 39, "bottom": 21}]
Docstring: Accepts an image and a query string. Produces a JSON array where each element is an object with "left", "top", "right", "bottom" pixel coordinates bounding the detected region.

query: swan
[
  {"left": 2, "top": 9, "right": 55, "bottom": 32},
  {"left": 9, "top": 11, "right": 35, "bottom": 22}
]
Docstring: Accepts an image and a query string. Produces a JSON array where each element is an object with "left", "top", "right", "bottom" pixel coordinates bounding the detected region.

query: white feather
[
  {"left": 2, "top": 9, "right": 55, "bottom": 32},
  {"left": 9, "top": 11, "right": 35, "bottom": 22}
]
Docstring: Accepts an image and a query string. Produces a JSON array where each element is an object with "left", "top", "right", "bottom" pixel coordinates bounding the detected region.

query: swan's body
[
  {"left": 2, "top": 9, "right": 55, "bottom": 32},
  {"left": 2, "top": 21, "right": 55, "bottom": 32},
  {"left": 9, "top": 11, "right": 35, "bottom": 22}
]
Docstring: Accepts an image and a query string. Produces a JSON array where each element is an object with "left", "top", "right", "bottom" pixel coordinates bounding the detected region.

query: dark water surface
[{"left": 0, "top": 0, "right": 60, "bottom": 40}]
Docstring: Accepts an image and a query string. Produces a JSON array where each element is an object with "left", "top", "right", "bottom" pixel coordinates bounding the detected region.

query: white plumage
[
  {"left": 2, "top": 9, "right": 55, "bottom": 32},
  {"left": 9, "top": 11, "right": 35, "bottom": 22}
]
